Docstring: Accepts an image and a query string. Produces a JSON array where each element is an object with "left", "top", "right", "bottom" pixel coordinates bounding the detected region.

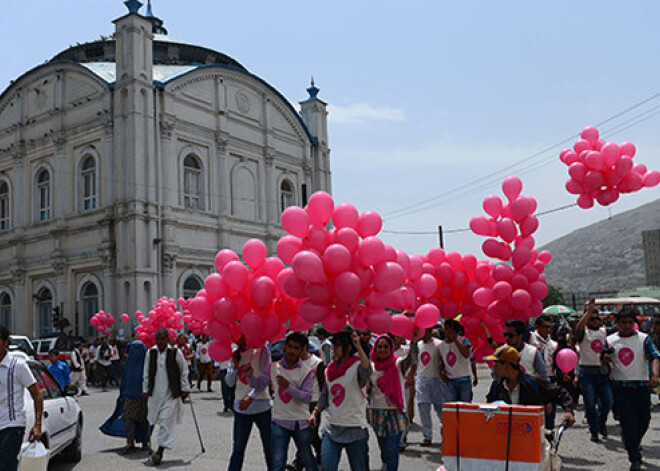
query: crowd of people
[{"left": 1, "top": 300, "right": 660, "bottom": 471}]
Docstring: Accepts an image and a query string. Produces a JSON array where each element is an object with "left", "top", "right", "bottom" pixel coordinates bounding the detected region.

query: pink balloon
[
  {"left": 643, "top": 170, "right": 660, "bottom": 187},
  {"left": 538, "top": 250, "right": 552, "bottom": 264},
  {"left": 512, "top": 246, "right": 532, "bottom": 270},
  {"left": 563, "top": 150, "right": 579, "bottom": 165},
  {"left": 240, "top": 312, "right": 264, "bottom": 340},
  {"left": 426, "top": 247, "right": 446, "bottom": 265},
  {"left": 473, "top": 287, "right": 495, "bottom": 307},
  {"left": 580, "top": 126, "right": 599, "bottom": 144},
  {"left": 556, "top": 348, "right": 578, "bottom": 374},
  {"left": 565, "top": 179, "right": 583, "bottom": 195},
  {"left": 528, "top": 281, "right": 548, "bottom": 301},
  {"left": 209, "top": 340, "right": 232, "bottom": 362},
  {"left": 262, "top": 257, "right": 285, "bottom": 281},
  {"left": 121, "top": 313, "right": 130, "bottom": 322},
  {"left": 282, "top": 206, "right": 311, "bottom": 238},
  {"left": 415, "top": 303, "right": 440, "bottom": 328},
  {"left": 415, "top": 273, "right": 438, "bottom": 298},
  {"left": 492, "top": 264, "right": 514, "bottom": 281},
  {"left": 374, "top": 262, "right": 405, "bottom": 292},
  {"left": 577, "top": 194, "right": 594, "bottom": 209},
  {"left": 601, "top": 142, "right": 620, "bottom": 167},
  {"left": 206, "top": 320, "right": 230, "bottom": 340},
  {"left": 436, "top": 262, "right": 454, "bottom": 284},
  {"left": 502, "top": 176, "right": 523, "bottom": 201},
  {"left": 510, "top": 289, "right": 532, "bottom": 310},
  {"left": 584, "top": 170, "right": 605, "bottom": 192},
  {"left": 322, "top": 309, "right": 348, "bottom": 333},
  {"left": 573, "top": 139, "right": 592, "bottom": 154},
  {"left": 204, "top": 273, "right": 228, "bottom": 301},
  {"left": 357, "top": 237, "right": 385, "bottom": 266},
  {"left": 306, "top": 191, "right": 335, "bottom": 226},
  {"left": 493, "top": 281, "right": 513, "bottom": 301},
  {"left": 511, "top": 274, "right": 529, "bottom": 290},
  {"left": 289, "top": 313, "right": 314, "bottom": 332},
  {"left": 616, "top": 155, "right": 633, "bottom": 177},
  {"left": 323, "top": 244, "right": 352, "bottom": 274},
  {"left": 446, "top": 251, "right": 462, "bottom": 268},
  {"left": 474, "top": 263, "right": 492, "bottom": 282},
  {"left": 482, "top": 239, "right": 501, "bottom": 259},
  {"left": 470, "top": 215, "right": 491, "bottom": 236},
  {"left": 243, "top": 238, "right": 267, "bottom": 269},
  {"left": 333, "top": 203, "right": 359, "bottom": 230},
  {"left": 262, "top": 314, "right": 282, "bottom": 341},
  {"left": 292, "top": 250, "right": 326, "bottom": 283},
  {"left": 391, "top": 314, "right": 415, "bottom": 338},
  {"left": 620, "top": 142, "right": 636, "bottom": 158},
  {"left": 251, "top": 276, "right": 276, "bottom": 309},
  {"left": 188, "top": 297, "right": 212, "bottom": 321},
  {"left": 568, "top": 162, "right": 586, "bottom": 182},
  {"left": 520, "top": 216, "right": 539, "bottom": 237},
  {"left": 357, "top": 211, "right": 383, "bottom": 238},
  {"left": 633, "top": 163, "right": 648, "bottom": 176},
  {"left": 303, "top": 226, "right": 327, "bottom": 253},
  {"left": 496, "top": 218, "right": 517, "bottom": 242},
  {"left": 276, "top": 236, "right": 303, "bottom": 265},
  {"left": 510, "top": 198, "right": 533, "bottom": 223},
  {"left": 300, "top": 300, "right": 331, "bottom": 324},
  {"left": 482, "top": 195, "right": 503, "bottom": 218},
  {"left": 366, "top": 309, "right": 393, "bottom": 334},
  {"left": 215, "top": 249, "right": 239, "bottom": 272},
  {"left": 585, "top": 151, "right": 604, "bottom": 171},
  {"left": 408, "top": 255, "right": 424, "bottom": 280},
  {"left": 335, "top": 227, "right": 360, "bottom": 253},
  {"left": 213, "top": 298, "right": 236, "bottom": 324},
  {"left": 223, "top": 261, "right": 249, "bottom": 292},
  {"left": 334, "top": 272, "right": 361, "bottom": 303}
]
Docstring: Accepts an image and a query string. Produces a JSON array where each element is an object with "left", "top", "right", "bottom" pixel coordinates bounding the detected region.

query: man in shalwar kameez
[{"left": 143, "top": 329, "right": 190, "bottom": 465}]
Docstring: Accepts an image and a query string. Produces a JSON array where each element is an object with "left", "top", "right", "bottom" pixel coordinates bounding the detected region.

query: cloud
[{"left": 328, "top": 102, "right": 406, "bottom": 124}]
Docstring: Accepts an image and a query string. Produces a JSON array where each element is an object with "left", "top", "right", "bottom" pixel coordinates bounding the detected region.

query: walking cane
[{"left": 185, "top": 396, "right": 206, "bottom": 453}]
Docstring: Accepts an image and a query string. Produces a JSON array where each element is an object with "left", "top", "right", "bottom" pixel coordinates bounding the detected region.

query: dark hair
[
  {"left": 505, "top": 319, "right": 527, "bottom": 336},
  {"left": 155, "top": 328, "right": 169, "bottom": 339},
  {"left": 534, "top": 315, "right": 552, "bottom": 327},
  {"left": 616, "top": 307, "right": 637, "bottom": 321},
  {"left": 49, "top": 349, "right": 60, "bottom": 357},
  {"left": 374, "top": 335, "right": 393, "bottom": 350},
  {"left": 331, "top": 331, "right": 356, "bottom": 358},
  {"left": 286, "top": 332, "right": 308, "bottom": 349},
  {"left": 315, "top": 327, "right": 329, "bottom": 339},
  {"left": 0, "top": 324, "right": 9, "bottom": 341},
  {"left": 444, "top": 319, "right": 460, "bottom": 331}
]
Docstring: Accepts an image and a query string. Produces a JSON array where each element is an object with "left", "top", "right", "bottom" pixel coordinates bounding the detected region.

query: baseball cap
[{"left": 484, "top": 345, "right": 520, "bottom": 364}]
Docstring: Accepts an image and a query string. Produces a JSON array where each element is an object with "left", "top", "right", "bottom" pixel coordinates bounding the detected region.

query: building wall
[{"left": 642, "top": 229, "right": 660, "bottom": 286}]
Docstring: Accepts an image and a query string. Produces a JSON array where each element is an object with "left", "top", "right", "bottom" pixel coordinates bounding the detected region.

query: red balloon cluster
[
  {"left": 468, "top": 176, "right": 552, "bottom": 321},
  {"left": 185, "top": 238, "right": 290, "bottom": 362},
  {"left": 133, "top": 297, "right": 185, "bottom": 348},
  {"left": 560, "top": 126, "right": 660, "bottom": 209},
  {"left": 90, "top": 311, "right": 114, "bottom": 335},
  {"left": 277, "top": 191, "right": 414, "bottom": 335}
]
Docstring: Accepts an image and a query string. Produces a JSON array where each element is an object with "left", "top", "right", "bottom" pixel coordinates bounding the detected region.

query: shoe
[
  {"left": 630, "top": 461, "right": 642, "bottom": 471},
  {"left": 599, "top": 424, "right": 608, "bottom": 438},
  {"left": 151, "top": 447, "right": 164, "bottom": 465},
  {"left": 122, "top": 444, "right": 135, "bottom": 455},
  {"left": 421, "top": 439, "right": 432, "bottom": 446},
  {"left": 207, "top": 388, "right": 213, "bottom": 393},
  {"left": 80, "top": 392, "right": 89, "bottom": 396},
  {"left": 590, "top": 432, "right": 601, "bottom": 443}
]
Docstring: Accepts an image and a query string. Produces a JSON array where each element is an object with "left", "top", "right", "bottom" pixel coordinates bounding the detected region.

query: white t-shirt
[
  {"left": 0, "top": 355, "right": 37, "bottom": 429},
  {"left": 439, "top": 337, "right": 472, "bottom": 379},
  {"left": 417, "top": 338, "right": 442, "bottom": 378},
  {"left": 607, "top": 332, "right": 650, "bottom": 382},
  {"left": 197, "top": 342, "right": 212, "bottom": 364}
]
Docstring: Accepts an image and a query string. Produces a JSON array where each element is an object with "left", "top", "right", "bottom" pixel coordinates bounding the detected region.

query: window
[
  {"left": 82, "top": 282, "right": 99, "bottom": 337},
  {"left": 36, "top": 288, "right": 53, "bottom": 335},
  {"left": 0, "top": 181, "right": 9, "bottom": 230},
  {"left": 280, "top": 180, "right": 294, "bottom": 213},
  {"left": 301, "top": 183, "right": 308, "bottom": 207},
  {"left": 0, "top": 293, "right": 10, "bottom": 327},
  {"left": 183, "top": 155, "right": 202, "bottom": 210},
  {"left": 81, "top": 156, "right": 97, "bottom": 211},
  {"left": 36, "top": 169, "right": 51, "bottom": 221},
  {"left": 183, "top": 276, "right": 203, "bottom": 300}
]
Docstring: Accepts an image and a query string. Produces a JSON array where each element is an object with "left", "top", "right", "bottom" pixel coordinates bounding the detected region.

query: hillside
[{"left": 541, "top": 198, "right": 660, "bottom": 292}]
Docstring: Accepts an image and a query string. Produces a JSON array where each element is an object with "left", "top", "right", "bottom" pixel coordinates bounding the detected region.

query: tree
[{"left": 542, "top": 284, "right": 565, "bottom": 308}]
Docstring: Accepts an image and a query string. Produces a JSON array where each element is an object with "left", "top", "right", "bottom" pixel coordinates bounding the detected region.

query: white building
[{"left": 0, "top": 1, "right": 331, "bottom": 338}]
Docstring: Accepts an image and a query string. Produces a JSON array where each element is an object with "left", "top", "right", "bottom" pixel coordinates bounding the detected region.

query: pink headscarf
[{"left": 370, "top": 335, "right": 404, "bottom": 412}]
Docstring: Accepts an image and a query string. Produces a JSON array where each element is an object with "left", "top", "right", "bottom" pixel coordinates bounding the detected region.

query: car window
[
  {"left": 28, "top": 364, "right": 51, "bottom": 400},
  {"left": 39, "top": 367, "right": 63, "bottom": 399},
  {"left": 38, "top": 341, "right": 52, "bottom": 354}
]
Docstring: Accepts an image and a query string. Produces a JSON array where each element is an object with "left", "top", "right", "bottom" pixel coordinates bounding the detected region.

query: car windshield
[{"left": 10, "top": 337, "right": 34, "bottom": 355}]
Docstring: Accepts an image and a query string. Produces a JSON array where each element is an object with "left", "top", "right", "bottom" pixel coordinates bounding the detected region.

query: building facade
[
  {"left": 642, "top": 229, "right": 660, "bottom": 286},
  {"left": 0, "top": 3, "right": 331, "bottom": 337}
]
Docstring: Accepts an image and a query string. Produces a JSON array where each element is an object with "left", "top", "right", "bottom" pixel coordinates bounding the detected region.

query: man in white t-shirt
[
  {"left": 438, "top": 320, "right": 474, "bottom": 403},
  {"left": 0, "top": 325, "right": 43, "bottom": 471},
  {"left": 196, "top": 334, "right": 213, "bottom": 392},
  {"left": 416, "top": 327, "right": 444, "bottom": 446}
]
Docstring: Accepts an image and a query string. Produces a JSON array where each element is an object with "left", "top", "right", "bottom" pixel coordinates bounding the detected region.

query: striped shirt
[{"left": 0, "top": 354, "right": 37, "bottom": 430}]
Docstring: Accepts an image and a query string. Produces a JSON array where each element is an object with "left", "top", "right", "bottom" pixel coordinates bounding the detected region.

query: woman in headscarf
[
  {"left": 367, "top": 331, "right": 418, "bottom": 471},
  {"left": 120, "top": 331, "right": 150, "bottom": 453},
  {"left": 309, "top": 330, "right": 371, "bottom": 471}
]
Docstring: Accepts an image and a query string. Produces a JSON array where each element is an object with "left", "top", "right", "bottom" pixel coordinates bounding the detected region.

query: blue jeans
[
  {"left": 444, "top": 377, "right": 473, "bottom": 403},
  {"left": 612, "top": 385, "right": 651, "bottom": 464},
  {"left": 321, "top": 434, "right": 368, "bottom": 471},
  {"left": 377, "top": 431, "right": 403, "bottom": 471},
  {"left": 228, "top": 410, "right": 272, "bottom": 470},
  {"left": 271, "top": 422, "right": 317, "bottom": 471},
  {"left": 579, "top": 372, "right": 613, "bottom": 434},
  {"left": 0, "top": 427, "right": 25, "bottom": 471}
]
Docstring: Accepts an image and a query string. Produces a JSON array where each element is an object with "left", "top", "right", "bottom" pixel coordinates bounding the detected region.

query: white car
[{"left": 17, "top": 357, "right": 83, "bottom": 463}]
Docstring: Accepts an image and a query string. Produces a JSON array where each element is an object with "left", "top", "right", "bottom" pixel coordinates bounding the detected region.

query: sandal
[{"left": 122, "top": 444, "right": 135, "bottom": 455}]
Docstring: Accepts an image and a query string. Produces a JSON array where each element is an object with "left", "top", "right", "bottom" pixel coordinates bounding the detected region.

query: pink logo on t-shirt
[
  {"left": 590, "top": 339, "right": 603, "bottom": 354},
  {"left": 278, "top": 386, "right": 292, "bottom": 404},
  {"left": 618, "top": 347, "right": 634, "bottom": 367},
  {"left": 201, "top": 348, "right": 208, "bottom": 355},
  {"left": 237, "top": 365, "right": 248, "bottom": 384},
  {"left": 420, "top": 351, "right": 431, "bottom": 366},
  {"left": 330, "top": 383, "right": 346, "bottom": 407},
  {"left": 446, "top": 351, "right": 457, "bottom": 368}
]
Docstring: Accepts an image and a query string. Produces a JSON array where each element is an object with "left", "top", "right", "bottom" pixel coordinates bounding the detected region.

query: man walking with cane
[{"left": 143, "top": 329, "right": 190, "bottom": 465}]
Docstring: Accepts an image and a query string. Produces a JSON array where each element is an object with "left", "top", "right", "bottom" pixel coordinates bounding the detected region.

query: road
[{"left": 48, "top": 364, "right": 660, "bottom": 470}]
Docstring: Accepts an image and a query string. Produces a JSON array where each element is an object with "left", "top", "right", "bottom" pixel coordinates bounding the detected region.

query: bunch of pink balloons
[
  {"left": 560, "top": 126, "right": 660, "bottom": 209},
  {"left": 133, "top": 297, "right": 185, "bottom": 348},
  {"left": 186, "top": 238, "right": 290, "bottom": 362},
  {"left": 468, "top": 175, "right": 552, "bottom": 326},
  {"left": 277, "top": 191, "right": 413, "bottom": 335},
  {"left": 90, "top": 311, "right": 114, "bottom": 334}
]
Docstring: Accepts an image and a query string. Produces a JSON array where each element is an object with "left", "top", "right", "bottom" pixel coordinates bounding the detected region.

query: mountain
[{"left": 540, "top": 198, "right": 660, "bottom": 292}]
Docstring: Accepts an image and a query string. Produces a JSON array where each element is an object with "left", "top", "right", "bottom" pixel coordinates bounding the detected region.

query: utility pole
[{"left": 438, "top": 225, "right": 444, "bottom": 249}]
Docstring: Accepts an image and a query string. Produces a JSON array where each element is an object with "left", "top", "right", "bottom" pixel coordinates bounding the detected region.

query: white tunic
[
  {"left": 303, "top": 354, "right": 323, "bottom": 402},
  {"left": 271, "top": 360, "right": 312, "bottom": 421},
  {"left": 417, "top": 338, "right": 441, "bottom": 378},
  {"left": 518, "top": 343, "right": 540, "bottom": 379},
  {"left": 579, "top": 327, "right": 607, "bottom": 367},
  {"left": 439, "top": 337, "right": 471, "bottom": 379},
  {"left": 235, "top": 347, "right": 270, "bottom": 401},
  {"left": 606, "top": 332, "right": 650, "bottom": 382},
  {"left": 142, "top": 347, "right": 190, "bottom": 449},
  {"left": 370, "top": 358, "right": 405, "bottom": 410},
  {"left": 325, "top": 362, "right": 367, "bottom": 428}
]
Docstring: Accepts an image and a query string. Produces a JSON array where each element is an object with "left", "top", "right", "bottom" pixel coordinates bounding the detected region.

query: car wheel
[{"left": 61, "top": 419, "right": 82, "bottom": 462}]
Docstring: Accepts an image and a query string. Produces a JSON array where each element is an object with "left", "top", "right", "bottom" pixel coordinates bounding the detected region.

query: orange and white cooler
[{"left": 442, "top": 402, "right": 549, "bottom": 470}]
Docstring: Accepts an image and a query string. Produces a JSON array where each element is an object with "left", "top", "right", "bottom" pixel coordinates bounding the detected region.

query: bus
[{"left": 586, "top": 297, "right": 660, "bottom": 318}]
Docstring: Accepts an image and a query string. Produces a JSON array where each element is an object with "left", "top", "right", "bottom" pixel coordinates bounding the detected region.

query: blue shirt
[{"left": 48, "top": 360, "right": 70, "bottom": 389}]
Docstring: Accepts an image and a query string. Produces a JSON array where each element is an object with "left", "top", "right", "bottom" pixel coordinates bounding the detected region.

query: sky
[{"left": 2, "top": 1, "right": 660, "bottom": 259}]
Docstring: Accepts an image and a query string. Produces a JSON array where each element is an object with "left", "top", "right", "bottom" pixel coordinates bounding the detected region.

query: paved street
[{"left": 48, "top": 364, "right": 660, "bottom": 470}]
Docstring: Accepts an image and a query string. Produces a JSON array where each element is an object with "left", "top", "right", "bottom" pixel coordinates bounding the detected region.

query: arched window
[
  {"left": 0, "top": 181, "right": 9, "bottom": 230},
  {"left": 280, "top": 179, "right": 295, "bottom": 213},
  {"left": 36, "top": 287, "right": 53, "bottom": 335},
  {"left": 82, "top": 283, "right": 99, "bottom": 337},
  {"left": 36, "top": 169, "right": 51, "bottom": 221},
  {"left": 183, "top": 155, "right": 202, "bottom": 210},
  {"left": 0, "top": 293, "right": 11, "bottom": 328},
  {"left": 81, "top": 156, "right": 97, "bottom": 211},
  {"left": 183, "top": 276, "right": 203, "bottom": 300}
]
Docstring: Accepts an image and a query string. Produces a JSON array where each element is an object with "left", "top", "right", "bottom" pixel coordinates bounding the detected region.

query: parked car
[
  {"left": 9, "top": 335, "right": 38, "bottom": 360},
  {"left": 32, "top": 336, "right": 76, "bottom": 364},
  {"left": 16, "top": 355, "right": 83, "bottom": 463}
]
